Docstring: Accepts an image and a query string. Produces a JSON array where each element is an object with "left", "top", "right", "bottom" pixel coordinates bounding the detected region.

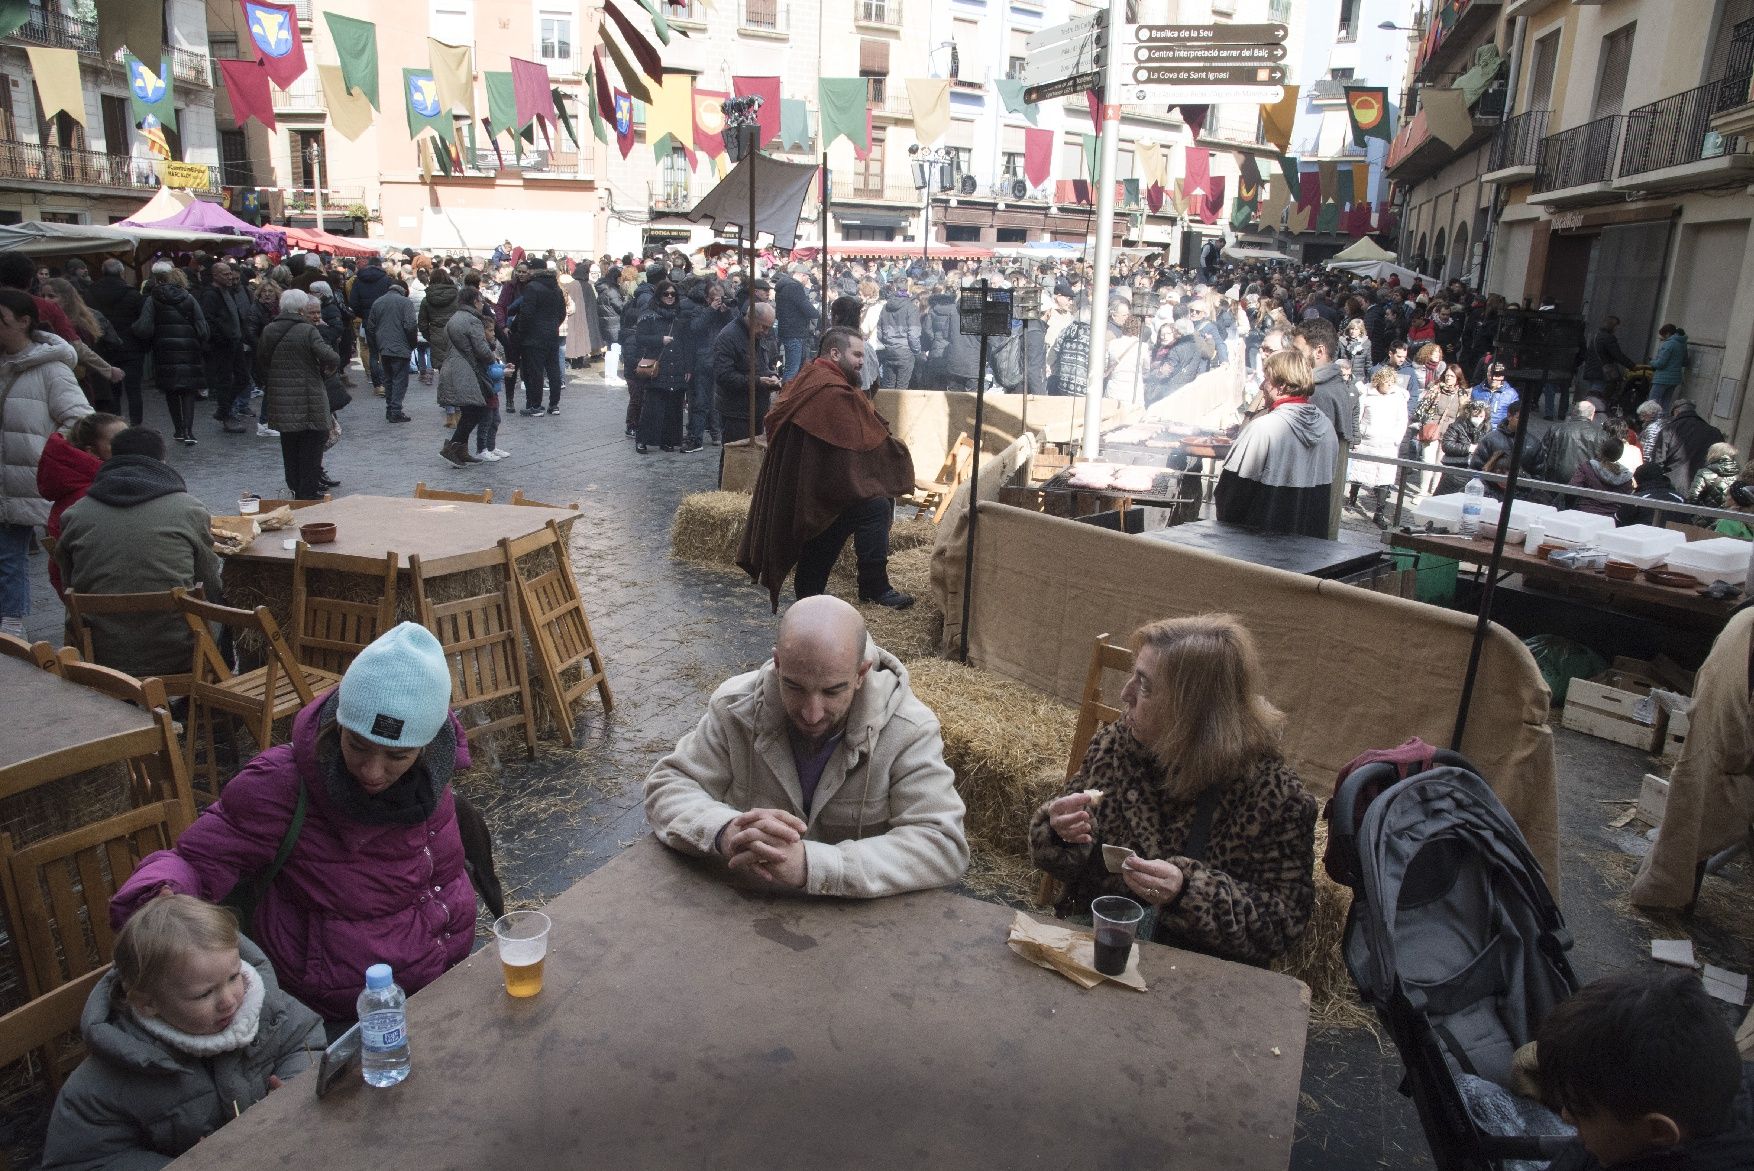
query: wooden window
[
  {"left": 292, "top": 128, "right": 326, "bottom": 190},
  {"left": 1593, "top": 23, "right": 1636, "bottom": 120},
  {"left": 854, "top": 126, "right": 885, "bottom": 197},
  {"left": 100, "top": 95, "right": 129, "bottom": 155}
]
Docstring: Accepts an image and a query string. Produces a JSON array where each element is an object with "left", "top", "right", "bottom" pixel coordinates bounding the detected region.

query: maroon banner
[{"left": 218, "top": 57, "right": 275, "bottom": 131}]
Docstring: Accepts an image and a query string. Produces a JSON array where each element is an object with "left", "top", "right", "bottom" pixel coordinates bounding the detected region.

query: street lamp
[
  {"left": 908, "top": 143, "right": 955, "bottom": 261},
  {"left": 1378, "top": 20, "right": 1418, "bottom": 32}
]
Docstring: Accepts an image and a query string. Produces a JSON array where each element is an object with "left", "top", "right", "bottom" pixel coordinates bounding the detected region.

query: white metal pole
[
  {"left": 310, "top": 144, "right": 325, "bottom": 233},
  {"left": 1078, "top": 0, "right": 1125, "bottom": 459}
]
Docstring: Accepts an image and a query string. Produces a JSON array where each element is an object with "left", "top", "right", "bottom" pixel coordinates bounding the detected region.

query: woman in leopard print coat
[{"left": 1028, "top": 614, "right": 1316, "bottom": 966}]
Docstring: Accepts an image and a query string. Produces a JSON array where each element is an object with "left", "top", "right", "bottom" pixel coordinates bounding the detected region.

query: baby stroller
[{"left": 1328, "top": 754, "right": 1580, "bottom": 1170}]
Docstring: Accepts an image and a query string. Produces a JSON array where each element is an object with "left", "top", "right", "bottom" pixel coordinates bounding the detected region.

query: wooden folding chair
[
  {"left": 500, "top": 520, "right": 612, "bottom": 747},
  {"left": 62, "top": 587, "right": 201, "bottom": 699},
  {"left": 0, "top": 631, "right": 60, "bottom": 672},
  {"left": 1065, "top": 632, "right": 1135, "bottom": 779},
  {"left": 509, "top": 489, "right": 581, "bottom": 511},
  {"left": 289, "top": 544, "right": 399, "bottom": 676},
  {"left": 414, "top": 482, "right": 493, "bottom": 505},
  {"left": 176, "top": 589, "right": 341, "bottom": 800},
  {"left": 0, "top": 963, "right": 106, "bottom": 1105},
  {"left": 411, "top": 551, "right": 538, "bottom": 758},
  {"left": 913, "top": 432, "right": 976, "bottom": 523},
  {"left": 0, "top": 800, "right": 189, "bottom": 999},
  {"left": 53, "top": 655, "right": 196, "bottom": 822}
]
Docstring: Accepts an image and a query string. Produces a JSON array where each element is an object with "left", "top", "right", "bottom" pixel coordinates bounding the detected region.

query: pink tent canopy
[
  {"left": 120, "top": 199, "right": 286, "bottom": 252},
  {"left": 283, "top": 225, "right": 377, "bottom": 258}
]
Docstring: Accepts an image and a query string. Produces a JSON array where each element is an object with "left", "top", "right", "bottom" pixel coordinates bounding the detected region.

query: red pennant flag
[
  {"left": 852, "top": 108, "right": 876, "bottom": 161},
  {"left": 218, "top": 57, "right": 276, "bottom": 131},
  {"left": 1179, "top": 104, "right": 1208, "bottom": 139},
  {"left": 510, "top": 58, "right": 557, "bottom": 134},
  {"left": 732, "top": 75, "right": 780, "bottom": 147},
  {"left": 594, "top": 48, "right": 616, "bottom": 122},
  {"left": 1183, "top": 147, "right": 1210, "bottom": 198},
  {"left": 238, "top": 0, "right": 306, "bottom": 90},
  {"left": 1085, "top": 88, "right": 1102, "bottom": 128},
  {"left": 1200, "top": 176, "right": 1225, "bottom": 224},
  {"left": 603, "top": 3, "right": 663, "bottom": 83},
  {"left": 693, "top": 88, "right": 727, "bottom": 158},
  {"left": 1146, "top": 181, "right": 1164, "bottom": 212},
  {"left": 1023, "top": 127, "right": 1052, "bottom": 189},
  {"left": 615, "top": 89, "right": 636, "bottom": 158}
]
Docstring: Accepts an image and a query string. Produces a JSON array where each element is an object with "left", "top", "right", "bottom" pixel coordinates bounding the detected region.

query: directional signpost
[
  {"left": 1117, "top": 21, "right": 1289, "bottom": 105},
  {"left": 1021, "top": 13, "right": 1108, "bottom": 104}
]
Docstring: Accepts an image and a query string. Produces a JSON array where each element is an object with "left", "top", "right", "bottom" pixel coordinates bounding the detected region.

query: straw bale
[
  {"left": 904, "top": 658, "right": 1075, "bottom": 859},
  {"left": 670, "top": 491, "right": 753, "bottom": 566},
  {"left": 1270, "top": 820, "right": 1374, "bottom": 1033}
]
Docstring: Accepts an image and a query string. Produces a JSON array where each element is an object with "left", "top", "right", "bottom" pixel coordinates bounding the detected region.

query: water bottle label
[
  {"left": 361, "top": 1011, "right": 405, "bottom": 1051},
  {"left": 1462, "top": 504, "right": 1481, "bottom": 517}
]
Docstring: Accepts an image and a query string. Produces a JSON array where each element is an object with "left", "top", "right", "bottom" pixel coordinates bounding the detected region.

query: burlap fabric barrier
[
  {"left": 931, "top": 435, "right": 1037, "bottom": 656},
  {"left": 958, "top": 502, "right": 1562, "bottom": 888}
]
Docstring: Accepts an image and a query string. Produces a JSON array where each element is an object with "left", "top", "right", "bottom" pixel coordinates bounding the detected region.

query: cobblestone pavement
[{"left": 12, "top": 368, "right": 1721, "bottom": 1171}]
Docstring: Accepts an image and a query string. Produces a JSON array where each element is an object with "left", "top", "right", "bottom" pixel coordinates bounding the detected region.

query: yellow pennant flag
[
  {"left": 646, "top": 70, "right": 694, "bottom": 152},
  {"left": 427, "top": 39, "right": 476, "bottom": 119},
  {"left": 27, "top": 46, "right": 85, "bottom": 126},
  {"left": 320, "top": 64, "right": 376, "bottom": 141},
  {"left": 1259, "top": 85, "right": 1300, "bottom": 154},
  {"left": 1350, "top": 163, "right": 1370, "bottom": 208},
  {"left": 1136, "top": 141, "right": 1168, "bottom": 188},
  {"left": 1258, "top": 186, "right": 1289, "bottom": 230},
  {"left": 905, "top": 79, "right": 950, "bottom": 145},
  {"left": 1287, "top": 201, "right": 1311, "bottom": 234}
]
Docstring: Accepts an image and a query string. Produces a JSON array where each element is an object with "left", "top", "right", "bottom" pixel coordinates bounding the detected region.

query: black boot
[{"left": 857, "top": 559, "right": 914, "bottom": 609}]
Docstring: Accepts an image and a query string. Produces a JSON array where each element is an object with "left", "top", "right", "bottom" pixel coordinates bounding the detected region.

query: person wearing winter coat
[
  {"left": 596, "top": 266, "right": 628, "bottom": 387},
  {"left": 131, "top": 264, "right": 209, "bottom": 445},
  {"left": 1691, "top": 443, "right": 1741, "bottom": 518},
  {"left": 644, "top": 595, "right": 969, "bottom": 898},
  {"left": 86, "top": 259, "right": 146, "bottom": 426},
  {"left": 921, "top": 291, "right": 980, "bottom": 390},
  {"left": 1050, "top": 319, "right": 1092, "bottom": 396},
  {"left": 111, "top": 623, "right": 478, "bottom": 1025},
  {"left": 1535, "top": 400, "right": 1606, "bottom": 500},
  {"left": 1337, "top": 317, "right": 1371, "bottom": 377},
  {"left": 54, "top": 426, "right": 224, "bottom": 678},
  {"left": 1621, "top": 461, "right": 1689, "bottom": 528},
  {"left": 875, "top": 282, "right": 923, "bottom": 390},
  {"left": 561, "top": 263, "right": 601, "bottom": 367},
  {"left": 712, "top": 303, "right": 782, "bottom": 443},
  {"left": 1436, "top": 401, "right": 1489, "bottom": 494},
  {"left": 1214, "top": 350, "right": 1339, "bottom": 538},
  {"left": 35, "top": 413, "right": 125, "bottom": 597},
  {"left": 253, "top": 289, "right": 337, "bottom": 501},
  {"left": 345, "top": 257, "right": 393, "bottom": 391},
  {"left": 1667, "top": 398, "right": 1724, "bottom": 487},
  {"left": 198, "top": 261, "right": 253, "bottom": 432},
  {"left": 365, "top": 282, "right": 418, "bottom": 423},
  {"left": 1635, "top": 399, "right": 1691, "bottom": 496},
  {"left": 513, "top": 261, "right": 568, "bottom": 416},
  {"left": 631, "top": 281, "right": 689, "bottom": 452},
  {"left": 418, "top": 271, "right": 462, "bottom": 372},
  {"left": 1469, "top": 362, "right": 1520, "bottom": 429},
  {"left": 1144, "top": 320, "right": 1201, "bottom": 408},
  {"left": 39, "top": 896, "right": 326, "bottom": 1171},
  {"left": 1349, "top": 367, "right": 1410, "bottom": 527},
  {"left": 772, "top": 267, "right": 819, "bottom": 382},
  {"left": 0, "top": 294, "right": 90, "bottom": 637},
  {"left": 1648, "top": 324, "right": 1688, "bottom": 407},
  {"left": 682, "top": 282, "right": 733, "bottom": 449},
  {"left": 1567, "top": 434, "right": 1636, "bottom": 517},
  {"left": 436, "top": 291, "right": 497, "bottom": 468}
]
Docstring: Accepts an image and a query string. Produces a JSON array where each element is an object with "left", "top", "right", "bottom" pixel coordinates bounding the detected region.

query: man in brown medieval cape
[{"left": 737, "top": 327, "right": 917, "bottom": 612}]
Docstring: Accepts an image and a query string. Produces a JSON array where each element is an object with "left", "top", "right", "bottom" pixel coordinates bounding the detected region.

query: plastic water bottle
[
  {"left": 1459, "top": 477, "right": 1486, "bottom": 538},
  {"left": 358, "top": 964, "right": 411, "bottom": 1087}
]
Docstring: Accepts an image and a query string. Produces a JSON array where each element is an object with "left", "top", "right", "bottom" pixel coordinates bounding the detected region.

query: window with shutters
[
  {"left": 1001, "top": 151, "right": 1022, "bottom": 178},
  {"left": 1592, "top": 23, "right": 1635, "bottom": 120},
  {"left": 218, "top": 128, "right": 252, "bottom": 185},
  {"left": 1526, "top": 31, "right": 1558, "bottom": 112},
  {"left": 659, "top": 145, "right": 690, "bottom": 207},
  {"left": 1708, "top": 0, "right": 1754, "bottom": 81},
  {"left": 33, "top": 91, "right": 84, "bottom": 153},
  {"left": 209, "top": 34, "right": 240, "bottom": 59},
  {"left": 291, "top": 128, "right": 326, "bottom": 191},
  {"left": 861, "top": 39, "right": 889, "bottom": 104},
  {"left": 100, "top": 95, "right": 128, "bottom": 155},
  {"left": 854, "top": 126, "right": 885, "bottom": 197}
]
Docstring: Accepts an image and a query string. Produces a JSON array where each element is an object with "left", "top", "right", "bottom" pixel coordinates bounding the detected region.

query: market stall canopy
[
  {"left": 1329, "top": 258, "right": 1428, "bottom": 286},
  {"left": 829, "top": 242, "right": 995, "bottom": 260},
  {"left": 0, "top": 221, "right": 242, "bottom": 256},
  {"left": 1222, "top": 245, "right": 1294, "bottom": 262},
  {"left": 283, "top": 226, "right": 378, "bottom": 258},
  {"left": 683, "top": 153, "right": 819, "bottom": 251},
  {"left": 1329, "top": 236, "right": 1396, "bottom": 263},
  {"left": 120, "top": 198, "right": 286, "bottom": 252},
  {"left": 127, "top": 186, "right": 196, "bottom": 224}
]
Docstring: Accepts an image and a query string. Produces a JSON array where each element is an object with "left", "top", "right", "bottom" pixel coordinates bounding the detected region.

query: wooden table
[
  {"left": 1391, "top": 530, "right": 1738, "bottom": 625},
  {"left": 225, "top": 495, "right": 580, "bottom": 574},
  {"left": 1144, "top": 519, "right": 1384, "bottom": 580},
  {"left": 0, "top": 655, "right": 155, "bottom": 801},
  {"left": 169, "top": 840, "right": 1310, "bottom": 1170}
]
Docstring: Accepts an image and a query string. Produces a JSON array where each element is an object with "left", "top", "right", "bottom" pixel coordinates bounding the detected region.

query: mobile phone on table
[{"left": 315, "top": 1023, "right": 361, "bottom": 1099}]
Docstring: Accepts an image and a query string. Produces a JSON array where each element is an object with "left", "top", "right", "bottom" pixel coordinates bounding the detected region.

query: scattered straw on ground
[
  {"left": 1585, "top": 846, "right": 1754, "bottom": 949},
  {"left": 670, "top": 491, "right": 752, "bottom": 565},
  {"left": 829, "top": 546, "right": 943, "bottom": 661},
  {"left": 904, "top": 658, "right": 1075, "bottom": 858}
]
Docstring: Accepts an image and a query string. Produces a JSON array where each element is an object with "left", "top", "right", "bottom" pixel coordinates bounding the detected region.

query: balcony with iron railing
[
  {"left": 1532, "top": 115, "right": 1624, "bottom": 197},
  {"left": 0, "top": 140, "right": 219, "bottom": 193},
  {"left": 1483, "top": 107, "right": 1547, "bottom": 182},
  {"left": 5, "top": 13, "right": 211, "bottom": 84},
  {"left": 739, "top": 0, "right": 787, "bottom": 35},
  {"left": 1616, "top": 73, "right": 1752, "bottom": 185},
  {"left": 650, "top": 181, "right": 692, "bottom": 211},
  {"left": 831, "top": 177, "right": 919, "bottom": 203},
  {"left": 856, "top": 0, "right": 902, "bottom": 28}
]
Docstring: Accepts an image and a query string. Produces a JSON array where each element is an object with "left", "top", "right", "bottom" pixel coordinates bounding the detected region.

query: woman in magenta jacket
[{"left": 112, "top": 623, "right": 475, "bottom": 1025}]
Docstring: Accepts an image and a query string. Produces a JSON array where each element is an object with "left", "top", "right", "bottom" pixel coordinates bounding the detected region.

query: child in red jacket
[{"left": 34, "top": 411, "right": 124, "bottom": 595}]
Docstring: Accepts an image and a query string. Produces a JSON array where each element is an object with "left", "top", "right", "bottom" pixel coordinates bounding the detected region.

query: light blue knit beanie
[{"left": 336, "top": 622, "right": 453, "bottom": 748}]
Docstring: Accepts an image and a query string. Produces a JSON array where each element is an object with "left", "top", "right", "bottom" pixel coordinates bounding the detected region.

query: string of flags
[{"left": 78, "top": 0, "right": 1403, "bottom": 232}]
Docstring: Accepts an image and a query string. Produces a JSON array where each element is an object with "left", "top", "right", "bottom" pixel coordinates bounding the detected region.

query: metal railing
[
  {"left": 1535, "top": 115, "right": 1623, "bottom": 191},
  {"left": 1489, "top": 108, "right": 1548, "bottom": 171},
  {"left": 0, "top": 140, "right": 219, "bottom": 192},
  {"left": 271, "top": 76, "right": 325, "bottom": 109},
  {"left": 283, "top": 185, "right": 366, "bottom": 209},
  {"left": 740, "top": 0, "right": 786, "bottom": 32},
  {"left": 650, "top": 181, "right": 692, "bottom": 211},
  {"left": 857, "top": 0, "right": 902, "bottom": 26},
  {"left": 831, "top": 177, "right": 917, "bottom": 202},
  {"left": 1619, "top": 74, "right": 1751, "bottom": 177}
]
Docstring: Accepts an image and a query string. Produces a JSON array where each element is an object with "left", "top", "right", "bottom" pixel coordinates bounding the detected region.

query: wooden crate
[
  {"left": 1662, "top": 709, "right": 1690, "bottom": 761},
  {"left": 1561, "top": 673, "right": 1667, "bottom": 752},
  {"left": 1638, "top": 773, "right": 1670, "bottom": 827}
]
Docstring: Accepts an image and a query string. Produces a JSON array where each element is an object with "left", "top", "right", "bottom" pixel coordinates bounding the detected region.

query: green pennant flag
[
  {"left": 583, "top": 68, "right": 609, "bottom": 144},
  {"left": 1081, "top": 133, "right": 1098, "bottom": 186},
  {"left": 325, "top": 12, "right": 379, "bottom": 110},
  {"left": 632, "top": 0, "right": 672, "bottom": 45},
  {"left": 993, "top": 78, "right": 1040, "bottom": 126},
  {"left": 484, "top": 71, "right": 517, "bottom": 137},
  {"left": 818, "top": 78, "right": 869, "bottom": 151},
  {"left": 779, "top": 98, "right": 811, "bottom": 151},
  {"left": 1276, "top": 154, "right": 1299, "bottom": 191},
  {"left": 1121, "top": 178, "right": 1140, "bottom": 209},
  {"left": 652, "top": 131, "right": 677, "bottom": 162},
  {"left": 1317, "top": 200, "right": 1341, "bottom": 234},
  {"left": 124, "top": 54, "right": 177, "bottom": 132},
  {"left": 552, "top": 87, "right": 580, "bottom": 150},
  {"left": 403, "top": 68, "right": 451, "bottom": 145},
  {"left": 0, "top": 0, "right": 30, "bottom": 38}
]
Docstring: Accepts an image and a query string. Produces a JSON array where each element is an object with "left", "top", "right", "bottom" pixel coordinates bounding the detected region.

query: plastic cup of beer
[
  {"left": 1090, "top": 895, "right": 1144, "bottom": 977},
  {"left": 493, "top": 911, "right": 550, "bottom": 998}
]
